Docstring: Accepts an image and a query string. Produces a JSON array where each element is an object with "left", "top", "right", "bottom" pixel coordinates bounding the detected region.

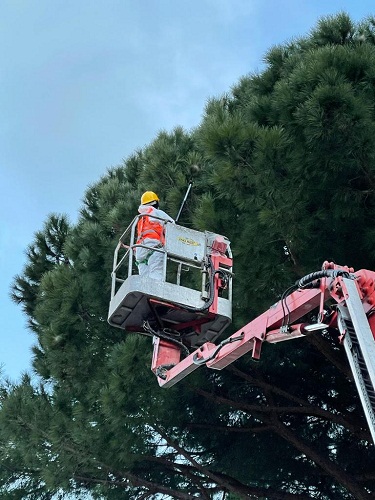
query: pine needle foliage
[{"left": 3, "top": 12, "right": 375, "bottom": 500}]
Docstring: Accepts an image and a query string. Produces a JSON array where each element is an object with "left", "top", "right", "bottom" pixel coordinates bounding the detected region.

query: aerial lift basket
[{"left": 108, "top": 216, "right": 233, "bottom": 349}]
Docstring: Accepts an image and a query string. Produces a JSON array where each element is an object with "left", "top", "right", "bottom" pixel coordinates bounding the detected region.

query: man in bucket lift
[{"left": 135, "top": 191, "right": 174, "bottom": 280}]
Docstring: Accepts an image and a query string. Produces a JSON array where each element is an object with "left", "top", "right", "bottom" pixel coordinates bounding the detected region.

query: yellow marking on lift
[{"left": 177, "top": 236, "right": 201, "bottom": 246}]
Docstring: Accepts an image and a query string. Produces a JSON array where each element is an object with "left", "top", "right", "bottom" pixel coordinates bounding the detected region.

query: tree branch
[
  {"left": 270, "top": 418, "right": 373, "bottom": 500},
  {"left": 195, "top": 387, "right": 372, "bottom": 499},
  {"left": 225, "top": 365, "right": 370, "bottom": 441},
  {"left": 305, "top": 334, "right": 353, "bottom": 379}
]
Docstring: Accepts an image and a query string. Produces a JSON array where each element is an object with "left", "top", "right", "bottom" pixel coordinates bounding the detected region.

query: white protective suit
[{"left": 135, "top": 204, "right": 174, "bottom": 280}]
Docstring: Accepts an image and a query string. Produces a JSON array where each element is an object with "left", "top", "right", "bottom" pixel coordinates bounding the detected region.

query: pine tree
[{"left": 2, "top": 12, "right": 375, "bottom": 500}]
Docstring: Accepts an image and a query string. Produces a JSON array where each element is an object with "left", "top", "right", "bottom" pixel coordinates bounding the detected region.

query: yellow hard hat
[{"left": 141, "top": 191, "right": 160, "bottom": 205}]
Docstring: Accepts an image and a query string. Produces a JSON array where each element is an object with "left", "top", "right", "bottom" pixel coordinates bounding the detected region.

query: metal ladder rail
[
  {"left": 338, "top": 278, "right": 375, "bottom": 444},
  {"left": 346, "top": 320, "right": 375, "bottom": 408}
]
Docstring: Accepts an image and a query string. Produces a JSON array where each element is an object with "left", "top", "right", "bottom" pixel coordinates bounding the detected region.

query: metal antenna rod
[{"left": 175, "top": 180, "right": 193, "bottom": 223}]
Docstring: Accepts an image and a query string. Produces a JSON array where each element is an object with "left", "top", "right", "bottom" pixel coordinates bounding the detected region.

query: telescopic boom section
[
  {"left": 153, "top": 275, "right": 328, "bottom": 388},
  {"left": 153, "top": 261, "right": 375, "bottom": 443}
]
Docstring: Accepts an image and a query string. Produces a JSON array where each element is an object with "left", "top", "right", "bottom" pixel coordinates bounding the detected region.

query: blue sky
[{"left": 1, "top": 0, "right": 374, "bottom": 382}]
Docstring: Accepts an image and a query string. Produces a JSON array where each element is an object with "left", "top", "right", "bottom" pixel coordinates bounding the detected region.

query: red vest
[{"left": 136, "top": 209, "right": 165, "bottom": 244}]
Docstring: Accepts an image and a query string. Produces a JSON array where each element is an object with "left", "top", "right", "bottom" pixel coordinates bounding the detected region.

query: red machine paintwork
[{"left": 152, "top": 262, "right": 375, "bottom": 388}]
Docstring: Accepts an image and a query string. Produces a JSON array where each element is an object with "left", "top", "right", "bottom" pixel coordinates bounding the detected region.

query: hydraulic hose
[
  {"left": 192, "top": 333, "right": 245, "bottom": 366},
  {"left": 179, "top": 257, "right": 229, "bottom": 314},
  {"left": 297, "top": 269, "right": 352, "bottom": 289},
  {"left": 143, "top": 321, "right": 190, "bottom": 357}
]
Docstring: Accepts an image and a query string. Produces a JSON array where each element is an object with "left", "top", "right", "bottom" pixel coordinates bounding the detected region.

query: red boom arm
[{"left": 152, "top": 262, "right": 375, "bottom": 389}]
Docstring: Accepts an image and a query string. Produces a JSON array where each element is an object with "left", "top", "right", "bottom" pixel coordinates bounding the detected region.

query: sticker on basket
[{"left": 177, "top": 237, "right": 201, "bottom": 246}]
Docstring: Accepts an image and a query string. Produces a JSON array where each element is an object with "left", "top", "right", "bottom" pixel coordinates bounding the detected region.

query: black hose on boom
[
  {"left": 297, "top": 269, "right": 352, "bottom": 289},
  {"left": 192, "top": 333, "right": 245, "bottom": 365},
  {"left": 143, "top": 320, "right": 190, "bottom": 358}
]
